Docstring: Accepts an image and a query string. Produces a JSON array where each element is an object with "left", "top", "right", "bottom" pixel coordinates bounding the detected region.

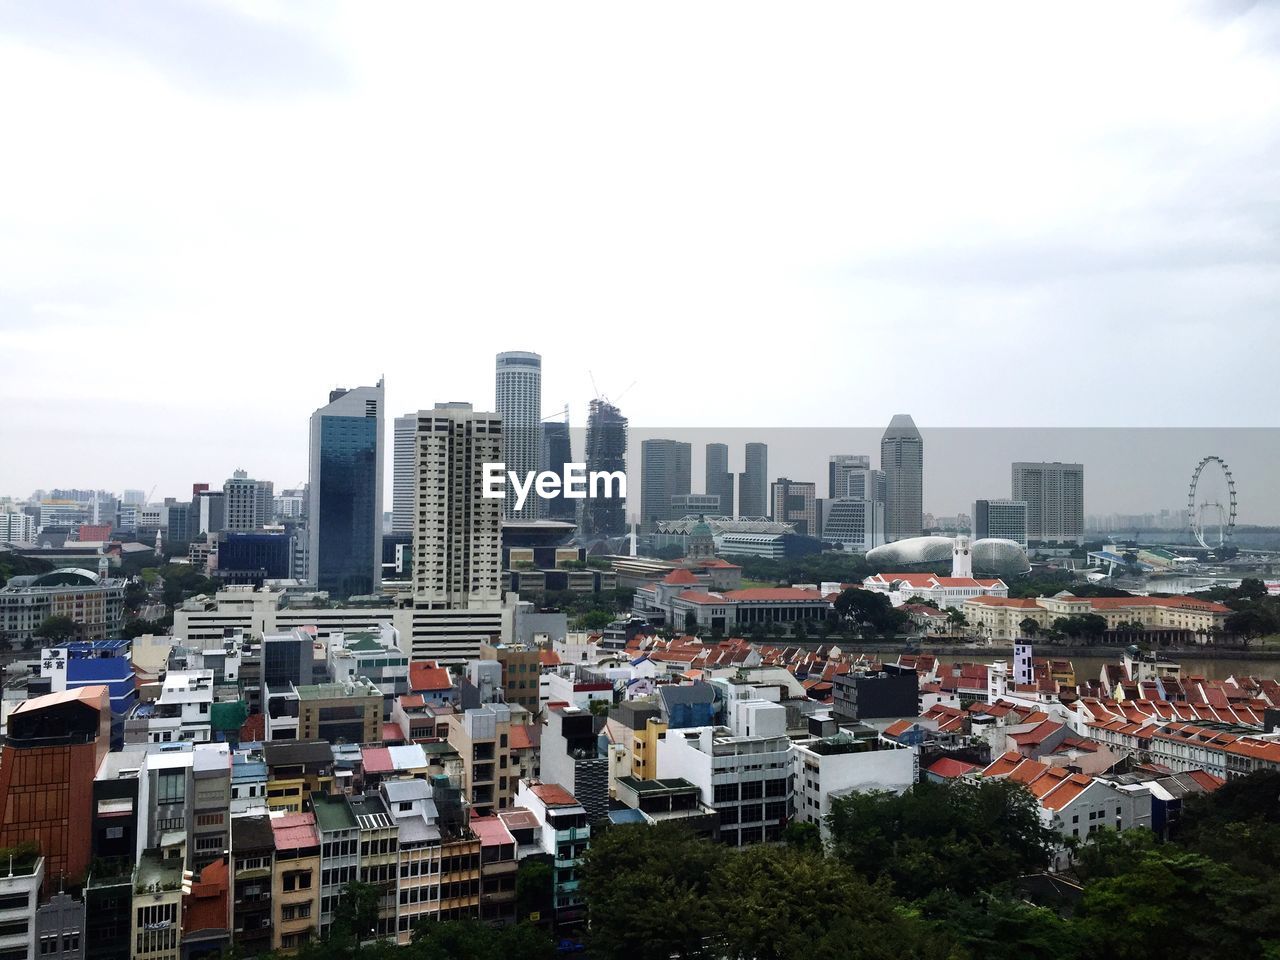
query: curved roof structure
[
  {"left": 30, "top": 568, "right": 102, "bottom": 587},
  {"left": 867, "top": 536, "right": 1029, "bottom": 578}
]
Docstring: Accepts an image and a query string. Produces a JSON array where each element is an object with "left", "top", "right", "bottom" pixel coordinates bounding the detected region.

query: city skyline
[{"left": 3, "top": 4, "right": 1278, "bottom": 500}]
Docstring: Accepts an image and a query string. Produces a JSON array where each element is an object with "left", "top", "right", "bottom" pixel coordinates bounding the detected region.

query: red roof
[
  {"left": 271, "top": 812, "right": 319, "bottom": 850},
  {"left": 382, "top": 722, "right": 404, "bottom": 743},
  {"left": 409, "top": 660, "right": 452, "bottom": 693},
  {"left": 662, "top": 568, "right": 701, "bottom": 585},
  {"left": 361, "top": 746, "right": 393, "bottom": 774},
  {"left": 724, "top": 588, "right": 829, "bottom": 602},
  {"left": 539, "top": 650, "right": 561, "bottom": 667},
  {"left": 471, "top": 815, "right": 516, "bottom": 847},
  {"left": 530, "top": 782, "right": 580, "bottom": 807},
  {"left": 927, "top": 757, "right": 978, "bottom": 779},
  {"left": 509, "top": 724, "right": 538, "bottom": 751},
  {"left": 883, "top": 719, "right": 914, "bottom": 738}
]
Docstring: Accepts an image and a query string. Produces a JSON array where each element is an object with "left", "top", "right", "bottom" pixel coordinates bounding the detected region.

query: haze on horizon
[{"left": 1, "top": 2, "right": 1277, "bottom": 509}]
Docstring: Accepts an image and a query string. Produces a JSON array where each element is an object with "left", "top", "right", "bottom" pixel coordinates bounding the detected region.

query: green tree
[
  {"left": 36, "top": 615, "right": 77, "bottom": 642},
  {"left": 918, "top": 890, "right": 1078, "bottom": 960},
  {"left": 576, "top": 609, "right": 615, "bottom": 631},
  {"left": 1075, "top": 845, "right": 1280, "bottom": 960},
  {"left": 833, "top": 588, "right": 906, "bottom": 636},
  {"left": 331, "top": 879, "right": 381, "bottom": 943},
  {"left": 581, "top": 822, "right": 724, "bottom": 960},
  {"left": 515, "top": 858, "right": 554, "bottom": 922},
  {"left": 712, "top": 846, "right": 944, "bottom": 960},
  {"left": 1019, "top": 616, "right": 1040, "bottom": 637},
  {"left": 781, "top": 819, "right": 822, "bottom": 854},
  {"left": 827, "top": 780, "right": 1056, "bottom": 901}
]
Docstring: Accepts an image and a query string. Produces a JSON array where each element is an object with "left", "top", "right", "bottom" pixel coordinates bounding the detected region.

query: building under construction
[{"left": 582, "top": 398, "right": 628, "bottom": 539}]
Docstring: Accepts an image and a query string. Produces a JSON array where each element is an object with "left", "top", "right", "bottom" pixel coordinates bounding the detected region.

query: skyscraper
[
  {"left": 1011, "top": 462, "right": 1084, "bottom": 543},
  {"left": 881, "top": 414, "right": 923, "bottom": 542},
  {"left": 392, "top": 414, "right": 417, "bottom": 534},
  {"left": 495, "top": 351, "right": 542, "bottom": 520},
  {"left": 705, "top": 442, "right": 734, "bottom": 517},
  {"left": 737, "top": 442, "right": 768, "bottom": 518},
  {"left": 222, "top": 470, "right": 273, "bottom": 531},
  {"left": 973, "top": 499, "right": 1029, "bottom": 547},
  {"left": 770, "top": 478, "right": 817, "bottom": 536},
  {"left": 640, "top": 439, "right": 692, "bottom": 531},
  {"left": 540, "top": 419, "right": 576, "bottom": 522},
  {"left": 412, "top": 403, "right": 502, "bottom": 609},
  {"left": 307, "top": 379, "right": 384, "bottom": 598},
  {"left": 581, "top": 399, "right": 627, "bottom": 539},
  {"left": 828, "top": 454, "right": 871, "bottom": 499}
]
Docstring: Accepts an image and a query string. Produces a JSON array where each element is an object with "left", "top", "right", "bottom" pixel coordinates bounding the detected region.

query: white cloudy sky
[{"left": 1, "top": 1, "right": 1278, "bottom": 504}]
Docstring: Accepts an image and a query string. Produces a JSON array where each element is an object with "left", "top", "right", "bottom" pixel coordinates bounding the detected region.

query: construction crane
[{"left": 541, "top": 404, "right": 570, "bottom": 423}]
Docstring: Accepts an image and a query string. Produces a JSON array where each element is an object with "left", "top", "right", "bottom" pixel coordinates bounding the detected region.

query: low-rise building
[
  {"left": 792, "top": 730, "right": 915, "bottom": 839},
  {"left": 514, "top": 781, "right": 590, "bottom": 929}
]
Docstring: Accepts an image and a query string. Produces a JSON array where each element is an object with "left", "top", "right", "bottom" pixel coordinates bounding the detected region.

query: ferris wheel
[{"left": 1187, "top": 456, "right": 1237, "bottom": 550}]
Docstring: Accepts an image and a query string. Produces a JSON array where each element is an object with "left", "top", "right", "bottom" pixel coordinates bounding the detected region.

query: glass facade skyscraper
[{"left": 308, "top": 380, "right": 384, "bottom": 598}]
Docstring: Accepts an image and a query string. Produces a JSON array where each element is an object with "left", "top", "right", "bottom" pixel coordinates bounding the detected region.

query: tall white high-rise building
[
  {"left": 392, "top": 414, "right": 417, "bottom": 534},
  {"left": 1012, "top": 462, "right": 1084, "bottom": 544},
  {"left": 495, "top": 351, "right": 542, "bottom": 520},
  {"left": 881, "top": 414, "right": 923, "bottom": 542},
  {"left": 412, "top": 403, "right": 503, "bottom": 610}
]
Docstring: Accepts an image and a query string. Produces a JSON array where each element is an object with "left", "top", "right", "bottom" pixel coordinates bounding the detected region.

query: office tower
[
  {"left": 495, "top": 351, "right": 542, "bottom": 520},
  {"left": 392, "top": 414, "right": 417, "bottom": 534},
  {"left": 307, "top": 379, "right": 385, "bottom": 597},
  {"left": 165, "top": 499, "right": 196, "bottom": 544},
  {"left": 581, "top": 399, "right": 628, "bottom": 539},
  {"left": 737, "top": 442, "right": 768, "bottom": 518},
  {"left": 769, "top": 478, "right": 817, "bottom": 536},
  {"left": 0, "top": 685, "right": 110, "bottom": 894},
  {"left": 881, "top": 414, "right": 923, "bottom": 541},
  {"left": 640, "top": 439, "right": 692, "bottom": 531},
  {"left": 540, "top": 419, "right": 576, "bottom": 522},
  {"left": 818, "top": 498, "right": 884, "bottom": 551},
  {"left": 222, "top": 470, "right": 274, "bottom": 531},
  {"left": 1012, "top": 462, "right": 1085, "bottom": 543},
  {"left": 122, "top": 489, "right": 147, "bottom": 506},
  {"left": 973, "top": 499, "right": 1029, "bottom": 547},
  {"left": 828, "top": 454, "right": 871, "bottom": 498},
  {"left": 412, "top": 403, "right": 503, "bottom": 609},
  {"left": 705, "top": 442, "right": 734, "bottom": 517},
  {"left": 196, "top": 489, "right": 225, "bottom": 535}
]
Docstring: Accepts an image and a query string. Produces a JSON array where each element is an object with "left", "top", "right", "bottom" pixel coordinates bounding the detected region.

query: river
[{"left": 931, "top": 652, "right": 1278, "bottom": 682}]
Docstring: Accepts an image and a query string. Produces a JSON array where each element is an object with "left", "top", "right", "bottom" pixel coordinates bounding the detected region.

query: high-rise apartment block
[
  {"left": 737, "top": 442, "right": 768, "bottom": 518},
  {"left": 411, "top": 403, "right": 503, "bottom": 610},
  {"left": 881, "top": 414, "right": 923, "bottom": 541},
  {"left": 640, "top": 439, "right": 692, "bottom": 531},
  {"left": 705, "top": 443, "right": 734, "bottom": 518},
  {"left": 973, "top": 498, "right": 1029, "bottom": 547},
  {"left": 0, "top": 512, "right": 35, "bottom": 543},
  {"left": 222, "top": 471, "right": 273, "bottom": 531},
  {"left": 1011, "top": 462, "right": 1084, "bottom": 543},
  {"left": 495, "top": 352, "right": 542, "bottom": 520},
  {"left": 307, "top": 380, "right": 384, "bottom": 597}
]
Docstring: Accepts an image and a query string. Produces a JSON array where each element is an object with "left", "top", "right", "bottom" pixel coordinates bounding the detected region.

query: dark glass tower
[{"left": 308, "top": 379, "right": 384, "bottom": 597}]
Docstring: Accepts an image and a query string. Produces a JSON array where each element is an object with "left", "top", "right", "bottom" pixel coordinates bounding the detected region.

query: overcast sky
[{"left": 1, "top": 1, "right": 1277, "bottom": 510}]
